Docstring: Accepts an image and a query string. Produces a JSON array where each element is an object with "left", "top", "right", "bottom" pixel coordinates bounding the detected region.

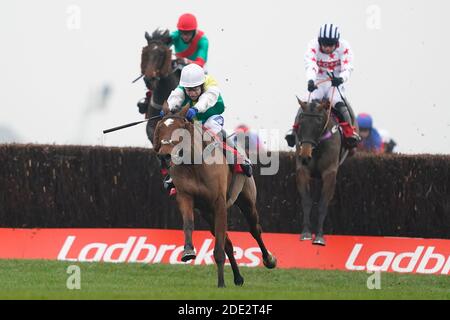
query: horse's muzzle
[
  {"left": 158, "top": 153, "right": 172, "bottom": 166},
  {"left": 299, "top": 143, "right": 313, "bottom": 165}
]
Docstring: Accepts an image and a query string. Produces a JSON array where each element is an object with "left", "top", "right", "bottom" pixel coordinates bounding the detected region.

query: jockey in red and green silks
[{"left": 171, "top": 13, "right": 209, "bottom": 68}]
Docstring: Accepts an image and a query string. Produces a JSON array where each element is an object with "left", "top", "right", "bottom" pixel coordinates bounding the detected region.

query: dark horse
[
  {"left": 153, "top": 105, "right": 277, "bottom": 288},
  {"left": 140, "top": 29, "right": 181, "bottom": 143},
  {"left": 294, "top": 97, "right": 349, "bottom": 246}
]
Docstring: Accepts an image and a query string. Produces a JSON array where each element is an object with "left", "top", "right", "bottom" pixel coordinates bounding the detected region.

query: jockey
[
  {"left": 285, "top": 23, "right": 361, "bottom": 149},
  {"left": 356, "top": 113, "right": 384, "bottom": 153},
  {"left": 137, "top": 13, "right": 209, "bottom": 114},
  {"left": 160, "top": 64, "right": 252, "bottom": 196},
  {"left": 171, "top": 13, "right": 209, "bottom": 68}
]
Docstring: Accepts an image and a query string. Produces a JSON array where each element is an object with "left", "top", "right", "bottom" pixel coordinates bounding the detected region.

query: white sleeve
[
  {"left": 304, "top": 40, "right": 319, "bottom": 82},
  {"left": 339, "top": 42, "right": 354, "bottom": 83},
  {"left": 194, "top": 86, "right": 220, "bottom": 113},
  {"left": 167, "top": 88, "right": 185, "bottom": 111}
]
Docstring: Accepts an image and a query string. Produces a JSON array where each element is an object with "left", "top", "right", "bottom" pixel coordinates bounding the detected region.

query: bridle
[
  {"left": 143, "top": 41, "right": 174, "bottom": 87},
  {"left": 158, "top": 114, "right": 190, "bottom": 146},
  {"left": 298, "top": 78, "right": 336, "bottom": 148}
]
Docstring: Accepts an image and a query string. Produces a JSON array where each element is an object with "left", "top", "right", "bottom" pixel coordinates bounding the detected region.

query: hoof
[
  {"left": 181, "top": 249, "right": 196, "bottom": 262},
  {"left": 312, "top": 236, "right": 326, "bottom": 246},
  {"left": 300, "top": 232, "right": 313, "bottom": 241},
  {"left": 234, "top": 276, "right": 244, "bottom": 286},
  {"left": 263, "top": 254, "right": 277, "bottom": 269}
]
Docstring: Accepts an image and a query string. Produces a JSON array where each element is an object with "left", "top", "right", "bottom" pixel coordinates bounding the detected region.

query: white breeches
[{"left": 203, "top": 115, "right": 224, "bottom": 135}]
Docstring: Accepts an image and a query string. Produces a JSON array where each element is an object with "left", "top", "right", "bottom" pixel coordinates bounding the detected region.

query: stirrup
[{"left": 240, "top": 159, "right": 253, "bottom": 177}]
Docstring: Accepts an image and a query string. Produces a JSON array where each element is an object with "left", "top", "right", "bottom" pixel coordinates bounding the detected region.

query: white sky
[{"left": 0, "top": 0, "right": 449, "bottom": 153}]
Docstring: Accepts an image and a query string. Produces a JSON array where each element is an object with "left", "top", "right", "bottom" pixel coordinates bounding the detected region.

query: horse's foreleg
[
  {"left": 176, "top": 194, "right": 196, "bottom": 262},
  {"left": 201, "top": 210, "right": 244, "bottom": 286},
  {"left": 213, "top": 196, "right": 227, "bottom": 288},
  {"left": 297, "top": 169, "right": 313, "bottom": 240},
  {"left": 313, "top": 170, "right": 337, "bottom": 246}
]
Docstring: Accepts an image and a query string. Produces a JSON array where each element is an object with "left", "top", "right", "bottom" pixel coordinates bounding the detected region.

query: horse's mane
[{"left": 148, "top": 29, "right": 172, "bottom": 45}]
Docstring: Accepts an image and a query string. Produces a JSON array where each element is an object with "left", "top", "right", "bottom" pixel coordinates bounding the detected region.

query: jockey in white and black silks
[{"left": 285, "top": 23, "right": 361, "bottom": 149}]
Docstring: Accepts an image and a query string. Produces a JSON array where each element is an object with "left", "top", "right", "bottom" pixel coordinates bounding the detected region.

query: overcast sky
[{"left": 0, "top": 0, "right": 449, "bottom": 154}]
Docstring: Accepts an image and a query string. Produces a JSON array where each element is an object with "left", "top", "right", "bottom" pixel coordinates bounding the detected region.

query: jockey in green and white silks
[
  {"left": 161, "top": 64, "right": 252, "bottom": 196},
  {"left": 167, "top": 65, "right": 224, "bottom": 134}
]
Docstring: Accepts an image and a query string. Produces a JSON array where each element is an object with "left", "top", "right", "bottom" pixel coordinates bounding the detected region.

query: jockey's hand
[
  {"left": 185, "top": 108, "right": 198, "bottom": 121},
  {"left": 331, "top": 77, "right": 344, "bottom": 87},
  {"left": 159, "top": 110, "right": 165, "bottom": 118},
  {"left": 176, "top": 57, "right": 189, "bottom": 66},
  {"left": 308, "top": 80, "right": 317, "bottom": 92}
]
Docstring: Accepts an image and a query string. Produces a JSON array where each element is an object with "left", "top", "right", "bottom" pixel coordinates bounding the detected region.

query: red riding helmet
[{"left": 177, "top": 13, "right": 198, "bottom": 31}]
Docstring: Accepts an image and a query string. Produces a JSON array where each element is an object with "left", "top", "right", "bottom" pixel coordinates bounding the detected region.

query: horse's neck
[
  {"left": 153, "top": 73, "right": 179, "bottom": 105},
  {"left": 186, "top": 123, "right": 225, "bottom": 165}
]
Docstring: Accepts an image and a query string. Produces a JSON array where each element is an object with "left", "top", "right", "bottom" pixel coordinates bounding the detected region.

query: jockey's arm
[
  {"left": 192, "top": 36, "right": 208, "bottom": 67},
  {"left": 338, "top": 41, "right": 354, "bottom": 83},
  {"left": 167, "top": 87, "right": 185, "bottom": 112},
  {"left": 195, "top": 86, "right": 220, "bottom": 113},
  {"left": 304, "top": 40, "right": 319, "bottom": 82}
]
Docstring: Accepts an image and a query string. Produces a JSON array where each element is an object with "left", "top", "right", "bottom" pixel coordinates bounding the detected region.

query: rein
[{"left": 301, "top": 78, "right": 336, "bottom": 147}]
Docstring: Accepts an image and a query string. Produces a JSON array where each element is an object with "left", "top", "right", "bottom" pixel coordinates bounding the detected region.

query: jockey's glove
[
  {"left": 307, "top": 80, "right": 317, "bottom": 92},
  {"left": 186, "top": 108, "right": 198, "bottom": 121},
  {"left": 159, "top": 110, "right": 165, "bottom": 118},
  {"left": 331, "top": 77, "right": 344, "bottom": 87}
]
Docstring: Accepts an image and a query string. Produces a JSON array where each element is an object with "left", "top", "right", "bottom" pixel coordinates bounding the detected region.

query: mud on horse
[{"left": 153, "top": 105, "right": 277, "bottom": 288}]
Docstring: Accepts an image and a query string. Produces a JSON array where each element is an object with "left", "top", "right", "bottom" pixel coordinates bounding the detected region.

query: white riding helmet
[{"left": 179, "top": 63, "right": 206, "bottom": 87}]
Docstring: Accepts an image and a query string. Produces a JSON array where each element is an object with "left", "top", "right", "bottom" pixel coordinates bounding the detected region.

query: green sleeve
[{"left": 196, "top": 36, "right": 209, "bottom": 63}]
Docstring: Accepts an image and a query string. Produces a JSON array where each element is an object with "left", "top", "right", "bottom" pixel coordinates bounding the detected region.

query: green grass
[{"left": 0, "top": 260, "right": 448, "bottom": 299}]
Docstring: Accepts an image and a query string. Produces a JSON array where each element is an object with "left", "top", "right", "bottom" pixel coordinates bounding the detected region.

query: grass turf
[{"left": 0, "top": 259, "right": 448, "bottom": 300}]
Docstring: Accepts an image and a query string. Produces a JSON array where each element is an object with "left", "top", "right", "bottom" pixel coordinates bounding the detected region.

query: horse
[
  {"left": 153, "top": 105, "right": 277, "bottom": 288},
  {"left": 294, "top": 97, "right": 349, "bottom": 246},
  {"left": 140, "top": 29, "right": 181, "bottom": 143}
]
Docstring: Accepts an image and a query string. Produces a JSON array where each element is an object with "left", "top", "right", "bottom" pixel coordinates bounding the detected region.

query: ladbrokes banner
[{"left": 0, "top": 228, "right": 449, "bottom": 275}]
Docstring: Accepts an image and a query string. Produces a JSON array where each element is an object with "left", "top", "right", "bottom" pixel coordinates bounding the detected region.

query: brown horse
[
  {"left": 140, "top": 29, "right": 180, "bottom": 143},
  {"left": 294, "top": 98, "right": 349, "bottom": 246},
  {"left": 153, "top": 105, "right": 277, "bottom": 288}
]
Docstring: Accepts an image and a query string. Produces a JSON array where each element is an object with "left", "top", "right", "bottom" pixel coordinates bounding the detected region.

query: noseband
[{"left": 298, "top": 111, "right": 330, "bottom": 148}]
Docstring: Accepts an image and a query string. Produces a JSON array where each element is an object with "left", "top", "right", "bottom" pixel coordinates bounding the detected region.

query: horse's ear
[
  {"left": 162, "top": 101, "right": 170, "bottom": 115},
  {"left": 145, "top": 31, "right": 151, "bottom": 44},
  {"left": 179, "top": 103, "right": 190, "bottom": 117},
  {"left": 153, "top": 123, "right": 161, "bottom": 152},
  {"left": 296, "top": 96, "right": 308, "bottom": 111}
]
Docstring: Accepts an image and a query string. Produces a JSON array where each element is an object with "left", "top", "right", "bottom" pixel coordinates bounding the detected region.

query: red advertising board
[{"left": 0, "top": 228, "right": 449, "bottom": 275}]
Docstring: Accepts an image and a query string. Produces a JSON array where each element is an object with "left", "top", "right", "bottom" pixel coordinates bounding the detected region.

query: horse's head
[
  {"left": 153, "top": 105, "right": 191, "bottom": 163},
  {"left": 141, "top": 29, "right": 173, "bottom": 89},
  {"left": 295, "top": 98, "right": 331, "bottom": 164}
]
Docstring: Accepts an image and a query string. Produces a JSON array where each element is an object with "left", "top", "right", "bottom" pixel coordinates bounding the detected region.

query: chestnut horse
[
  {"left": 140, "top": 29, "right": 180, "bottom": 143},
  {"left": 153, "top": 105, "right": 277, "bottom": 288},
  {"left": 294, "top": 98, "right": 349, "bottom": 246}
]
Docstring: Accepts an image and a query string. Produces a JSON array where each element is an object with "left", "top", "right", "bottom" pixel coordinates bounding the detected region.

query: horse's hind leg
[
  {"left": 236, "top": 189, "right": 277, "bottom": 269},
  {"left": 201, "top": 210, "right": 244, "bottom": 286},
  {"left": 313, "top": 170, "right": 337, "bottom": 246},
  {"left": 213, "top": 196, "right": 227, "bottom": 288},
  {"left": 176, "top": 194, "right": 196, "bottom": 262}
]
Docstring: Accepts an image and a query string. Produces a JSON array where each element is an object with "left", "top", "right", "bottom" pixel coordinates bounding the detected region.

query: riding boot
[
  {"left": 285, "top": 107, "right": 303, "bottom": 147},
  {"left": 137, "top": 90, "right": 152, "bottom": 115},
  {"left": 334, "top": 102, "right": 361, "bottom": 148},
  {"left": 285, "top": 125, "right": 298, "bottom": 148},
  {"left": 158, "top": 156, "right": 176, "bottom": 197},
  {"left": 220, "top": 130, "right": 253, "bottom": 177}
]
